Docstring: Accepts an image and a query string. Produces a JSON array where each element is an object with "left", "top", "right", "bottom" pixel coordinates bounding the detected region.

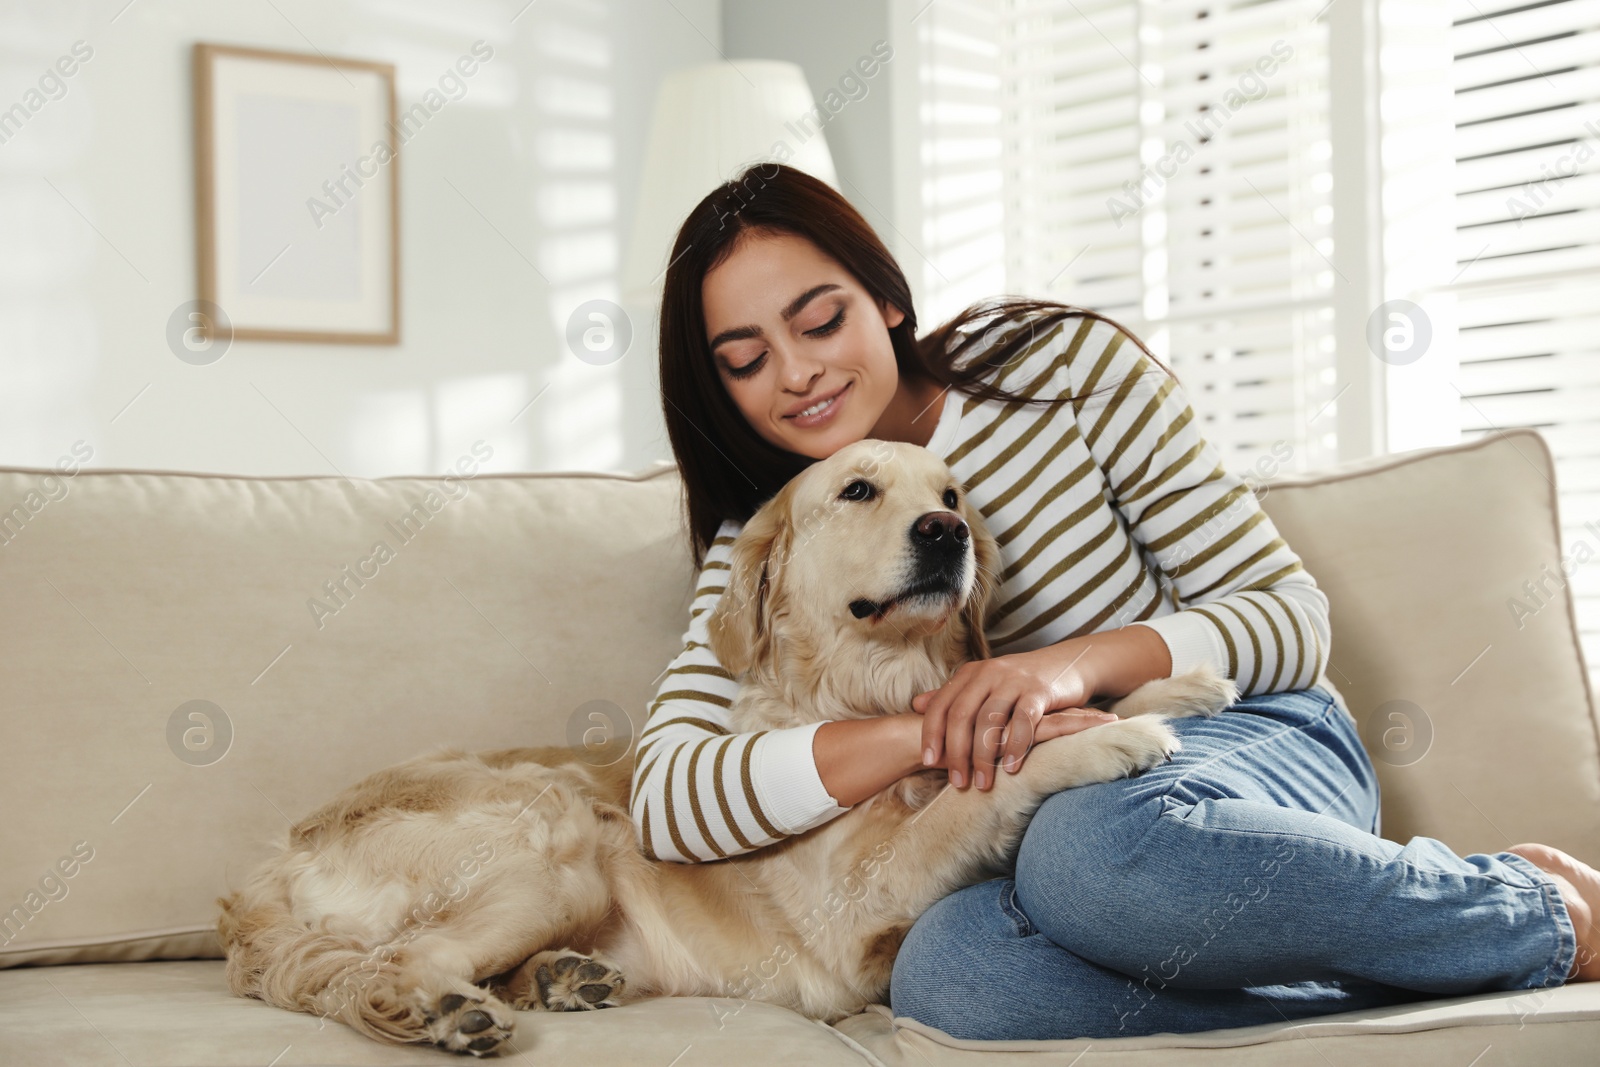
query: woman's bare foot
[{"left": 1508, "top": 843, "right": 1600, "bottom": 981}]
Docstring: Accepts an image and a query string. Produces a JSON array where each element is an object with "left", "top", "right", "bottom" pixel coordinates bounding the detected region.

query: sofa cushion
[
  {"left": 2, "top": 960, "right": 1595, "bottom": 1066},
  {"left": 0, "top": 960, "right": 874, "bottom": 1065},
  {"left": 0, "top": 462, "right": 695, "bottom": 967},
  {"left": 1254, "top": 429, "right": 1600, "bottom": 857},
  {"left": 836, "top": 986, "right": 1600, "bottom": 1065}
]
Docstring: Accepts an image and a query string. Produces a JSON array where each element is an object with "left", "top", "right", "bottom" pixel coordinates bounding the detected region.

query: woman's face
[{"left": 701, "top": 229, "right": 908, "bottom": 460}]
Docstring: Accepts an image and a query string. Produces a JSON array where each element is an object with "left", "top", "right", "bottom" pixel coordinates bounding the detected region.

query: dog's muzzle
[{"left": 849, "top": 511, "right": 971, "bottom": 619}]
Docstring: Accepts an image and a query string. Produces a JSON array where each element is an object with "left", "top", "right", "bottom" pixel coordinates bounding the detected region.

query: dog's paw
[
  {"left": 1106, "top": 668, "right": 1238, "bottom": 721},
  {"left": 506, "top": 948, "right": 626, "bottom": 1012},
  {"left": 421, "top": 983, "right": 517, "bottom": 1057},
  {"left": 1103, "top": 716, "right": 1183, "bottom": 774},
  {"left": 1017, "top": 716, "right": 1180, "bottom": 793},
  {"left": 1165, "top": 668, "right": 1239, "bottom": 718}
]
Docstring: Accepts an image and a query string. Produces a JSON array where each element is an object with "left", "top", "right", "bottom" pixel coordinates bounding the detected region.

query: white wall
[
  {"left": 0, "top": 0, "right": 721, "bottom": 478},
  {"left": 722, "top": 0, "right": 896, "bottom": 247}
]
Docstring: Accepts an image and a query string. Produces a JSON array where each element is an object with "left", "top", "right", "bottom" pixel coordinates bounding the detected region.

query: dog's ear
[
  {"left": 960, "top": 510, "right": 1001, "bottom": 662},
  {"left": 707, "top": 486, "right": 795, "bottom": 677}
]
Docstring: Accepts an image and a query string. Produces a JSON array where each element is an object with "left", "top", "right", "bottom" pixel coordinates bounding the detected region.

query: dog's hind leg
[
  {"left": 218, "top": 889, "right": 520, "bottom": 1056},
  {"left": 376, "top": 838, "right": 628, "bottom": 1044},
  {"left": 361, "top": 851, "right": 618, "bottom": 1052},
  {"left": 313, "top": 948, "right": 520, "bottom": 1057},
  {"left": 301, "top": 866, "right": 604, "bottom": 1056},
  {"left": 221, "top": 842, "right": 593, "bottom": 1056}
]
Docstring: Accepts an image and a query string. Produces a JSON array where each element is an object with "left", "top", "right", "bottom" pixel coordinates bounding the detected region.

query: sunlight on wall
[
  {"left": 434, "top": 372, "right": 531, "bottom": 469},
  {"left": 529, "top": 0, "right": 624, "bottom": 472},
  {"left": 0, "top": 0, "right": 667, "bottom": 478},
  {"left": 346, "top": 387, "right": 430, "bottom": 473},
  {"left": 0, "top": 3, "right": 100, "bottom": 466}
]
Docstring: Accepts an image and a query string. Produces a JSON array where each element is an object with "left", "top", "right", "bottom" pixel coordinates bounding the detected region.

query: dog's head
[{"left": 706, "top": 439, "right": 1001, "bottom": 681}]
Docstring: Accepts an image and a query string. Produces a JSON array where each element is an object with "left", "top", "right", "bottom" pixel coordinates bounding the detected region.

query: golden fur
[{"left": 217, "top": 439, "right": 1237, "bottom": 1056}]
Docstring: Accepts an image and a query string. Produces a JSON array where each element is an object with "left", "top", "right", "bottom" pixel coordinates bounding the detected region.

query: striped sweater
[{"left": 632, "top": 312, "right": 1332, "bottom": 863}]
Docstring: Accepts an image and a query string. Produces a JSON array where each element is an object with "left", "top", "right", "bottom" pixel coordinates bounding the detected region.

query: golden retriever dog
[{"left": 217, "top": 439, "right": 1236, "bottom": 1056}]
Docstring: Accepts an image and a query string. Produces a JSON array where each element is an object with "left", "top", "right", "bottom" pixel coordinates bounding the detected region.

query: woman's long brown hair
[{"left": 658, "top": 162, "right": 1172, "bottom": 568}]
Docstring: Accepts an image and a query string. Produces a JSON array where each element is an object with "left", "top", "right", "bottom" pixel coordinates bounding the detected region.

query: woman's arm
[
  {"left": 1034, "top": 622, "right": 1174, "bottom": 701},
  {"left": 1065, "top": 321, "right": 1332, "bottom": 694},
  {"left": 914, "top": 315, "right": 1330, "bottom": 792},
  {"left": 912, "top": 624, "right": 1166, "bottom": 791},
  {"left": 815, "top": 705, "right": 1125, "bottom": 806},
  {"left": 633, "top": 520, "right": 852, "bottom": 862}
]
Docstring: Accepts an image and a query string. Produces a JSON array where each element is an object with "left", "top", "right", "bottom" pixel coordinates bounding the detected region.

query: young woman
[{"left": 632, "top": 162, "right": 1600, "bottom": 1039}]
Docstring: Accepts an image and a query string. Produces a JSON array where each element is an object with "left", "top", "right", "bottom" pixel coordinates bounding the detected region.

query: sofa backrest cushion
[
  {"left": 0, "top": 462, "right": 694, "bottom": 967},
  {"left": 1257, "top": 429, "right": 1600, "bottom": 856}
]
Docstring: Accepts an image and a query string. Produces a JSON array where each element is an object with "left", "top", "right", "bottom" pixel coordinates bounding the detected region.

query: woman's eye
[
  {"left": 724, "top": 309, "right": 842, "bottom": 378},
  {"left": 840, "top": 479, "right": 875, "bottom": 502},
  {"left": 943, "top": 488, "right": 959, "bottom": 509},
  {"left": 806, "top": 309, "right": 845, "bottom": 337}
]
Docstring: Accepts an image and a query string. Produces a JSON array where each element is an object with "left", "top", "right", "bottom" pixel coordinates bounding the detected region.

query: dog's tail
[{"left": 216, "top": 884, "right": 440, "bottom": 1047}]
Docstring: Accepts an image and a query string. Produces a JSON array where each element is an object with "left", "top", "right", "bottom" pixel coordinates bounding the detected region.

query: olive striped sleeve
[
  {"left": 629, "top": 518, "right": 849, "bottom": 862},
  {"left": 1050, "top": 319, "right": 1333, "bottom": 695}
]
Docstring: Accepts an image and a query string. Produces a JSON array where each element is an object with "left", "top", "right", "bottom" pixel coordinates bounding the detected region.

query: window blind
[
  {"left": 906, "top": 0, "right": 1340, "bottom": 474},
  {"left": 1448, "top": 0, "right": 1600, "bottom": 684},
  {"left": 897, "top": 0, "right": 1597, "bottom": 679}
]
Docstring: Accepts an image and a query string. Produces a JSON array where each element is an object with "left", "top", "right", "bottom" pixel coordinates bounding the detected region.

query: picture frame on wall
[{"left": 193, "top": 42, "right": 400, "bottom": 345}]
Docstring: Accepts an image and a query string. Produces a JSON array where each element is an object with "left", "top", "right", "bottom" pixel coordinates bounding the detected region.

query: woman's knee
[
  {"left": 1012, "top": 787, "right": 1183, "bottom": 968},
  {"left": 1014, "top": 784, "right": 1169, "bottom": 903}
]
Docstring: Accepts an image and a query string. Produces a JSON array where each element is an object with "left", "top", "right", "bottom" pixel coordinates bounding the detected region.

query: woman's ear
[
  {"left": 878, "top": 297, "right": 906, "bottom": 329},
  {"left": 706, "top": 487, "right": 795, "bottom": 677},
  {"left": 960, "top": 509, "right": 1000, "bottom": 662}
]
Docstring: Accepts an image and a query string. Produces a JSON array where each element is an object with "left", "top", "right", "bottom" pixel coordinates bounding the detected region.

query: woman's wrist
[
  {"left": 813, "top": 714, "right": 927, "bottom": 807},
  {"left": 1042, "top": 624, "right": 1173, "bottom": 700}
]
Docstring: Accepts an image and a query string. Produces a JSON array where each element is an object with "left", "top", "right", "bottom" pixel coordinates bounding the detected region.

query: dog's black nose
[{"left": 912, "top": 511, "right": 969, "bottom": 546}]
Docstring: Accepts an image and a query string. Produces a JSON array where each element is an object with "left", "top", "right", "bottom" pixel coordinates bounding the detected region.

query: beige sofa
[{"left": 2, "top": 429, "right": 1598, "bottom": 1066}]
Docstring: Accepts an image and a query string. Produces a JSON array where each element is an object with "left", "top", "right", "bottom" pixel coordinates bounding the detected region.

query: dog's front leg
[
  {"left": 883, "top": 665, "right": 1233, "bottom": 898},
  {"left": 1104, "top": 666, "right": 1238, "bottom": 720},
  {"left": 863, "top": 715, "right": 1186, "bottom": 928}
]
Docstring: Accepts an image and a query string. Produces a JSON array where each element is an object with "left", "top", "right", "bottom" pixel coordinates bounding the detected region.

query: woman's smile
[{"left": 784, "top": 381, "right": 851, "bottom": 427}]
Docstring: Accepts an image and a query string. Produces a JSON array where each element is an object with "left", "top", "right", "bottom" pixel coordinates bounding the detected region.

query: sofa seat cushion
[
  {"left": 9, "top": 961, "right": 1599, "bottom": 1066},
  {"left": 835, "top": 986, "right": 1600, "bottom": 1065},
  {"left": 0, "top": 961, "right": 876, "bottom": 1066}
]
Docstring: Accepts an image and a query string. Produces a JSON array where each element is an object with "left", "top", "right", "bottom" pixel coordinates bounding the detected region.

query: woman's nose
[{"left": 776, "top": 347, "right": 824, "bottom": 391}]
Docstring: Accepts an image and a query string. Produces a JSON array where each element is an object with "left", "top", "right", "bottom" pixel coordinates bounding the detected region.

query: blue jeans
[{"left": 889, "top": 685, "right": 1578, "bottom": 1040}]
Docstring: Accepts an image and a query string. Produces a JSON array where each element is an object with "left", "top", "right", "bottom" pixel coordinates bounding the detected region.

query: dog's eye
[
  {"left": 943, "top": 488, "right": 959, "bottom": 510},
  {"left": 839, "top": 479, "right": 875, "bottom": 502}
]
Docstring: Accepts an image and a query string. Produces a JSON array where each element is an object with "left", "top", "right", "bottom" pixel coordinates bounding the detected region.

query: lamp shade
[{"left": 621, "top": 60, "right": 838, "bottom": 304}]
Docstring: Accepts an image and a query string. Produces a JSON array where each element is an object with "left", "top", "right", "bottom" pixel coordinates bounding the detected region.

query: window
[
  {"left": 897, "top": 0, "right": 1340, "bottom": 474},
  {"left": 894, "top": 0, "right": 1598, "bottom": 682},
  {"left": 1445, "top": 0, "right": 1600, "bottom": 685}
]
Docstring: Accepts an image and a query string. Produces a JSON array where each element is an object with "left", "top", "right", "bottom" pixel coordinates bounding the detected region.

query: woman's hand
[{"left": 911, "top": 645, "right": 1117, "bottom": 791}]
